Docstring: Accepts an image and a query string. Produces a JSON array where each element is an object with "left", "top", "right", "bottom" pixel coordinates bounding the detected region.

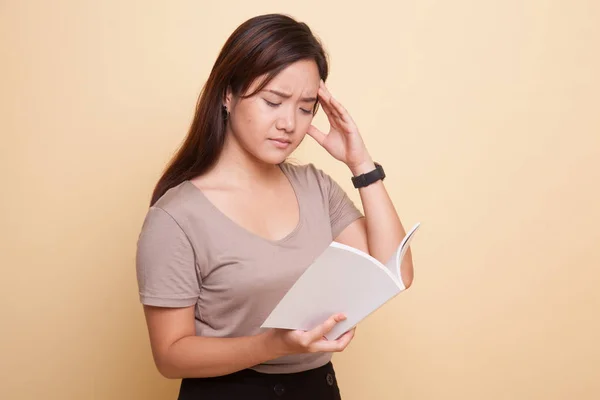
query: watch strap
[{"left": 351, "top": 162, "right": 385, "bottom": 188}]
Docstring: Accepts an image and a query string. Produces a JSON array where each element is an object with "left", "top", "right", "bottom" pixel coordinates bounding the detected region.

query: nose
[{"left": 276, "top": 106, "right": 296, "bottom": 133}]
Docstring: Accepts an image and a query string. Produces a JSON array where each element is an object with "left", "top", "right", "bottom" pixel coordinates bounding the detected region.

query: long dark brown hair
[{"left": 150, "top": 13, "right": 329, "bottom": 206}]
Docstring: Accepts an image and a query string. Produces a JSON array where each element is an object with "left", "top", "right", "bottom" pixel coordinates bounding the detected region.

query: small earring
[{"left": 222, "top": 105, "right": 230, "bottom": 121}]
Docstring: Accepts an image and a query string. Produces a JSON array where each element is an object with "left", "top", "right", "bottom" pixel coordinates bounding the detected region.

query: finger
[
  {"left": 318, "top": 86, "right": 343, "bottom": 122},
  {"left": 321, "top": 82, "right": 355, "bottom": 127},
  {"left": 317, "top": 82, "right": 340, "bottom": 117},
  {"left": 308, "top": 313, "right": 346, "bottom": 342},
  {"left": 312, "top": 327, "right": 355, "bottom": 353},
  {"left": 319, "top": 81, "right": 344, "bottom": 121},
  {"left": 335, "top": 328, "right": 355, "bottom": 348},
  {"left": 329, "top": 96, "right": 352, "bottom": 126},
  {"left": 317, "top": 92, "right": 340, "bottom": 126},
  {"left": 306, "top": 124, "right": 327, "bottom": 145}
]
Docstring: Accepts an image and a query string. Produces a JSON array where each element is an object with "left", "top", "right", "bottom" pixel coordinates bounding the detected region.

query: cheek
[
  {"left": 298, "top": 115, "right": 314, "bottom": 131},
  {"left": 232, "top": 103, "right": 273, "bottom": 141},
  {"left": 243, "top": 100, "right": 265, "bottom": 123}
]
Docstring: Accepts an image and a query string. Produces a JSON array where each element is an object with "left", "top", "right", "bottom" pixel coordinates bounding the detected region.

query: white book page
[
  {"left": 383, "top": 222, "right": 421, "bottom": 286},
  {"left": 261, "top": 243, "right": 403, "bottom": 340}
]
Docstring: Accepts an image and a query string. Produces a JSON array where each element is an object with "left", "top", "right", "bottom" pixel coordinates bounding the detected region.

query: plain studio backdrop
[{"left": 1, "top": 1, "right": 599, "bottom": 399}]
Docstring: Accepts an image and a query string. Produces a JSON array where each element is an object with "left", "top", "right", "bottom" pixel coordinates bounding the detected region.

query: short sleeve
[
  {"left": 315, "top": 166, "right": 364, "bottom": 239},
  {"left": 135, "top": 206, "right": 200, "bottom": 307}
]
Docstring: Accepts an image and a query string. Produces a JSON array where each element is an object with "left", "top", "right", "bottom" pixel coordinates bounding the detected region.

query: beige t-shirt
[{"left": 135, "top": 162, "right": 363, "bottom": 374}]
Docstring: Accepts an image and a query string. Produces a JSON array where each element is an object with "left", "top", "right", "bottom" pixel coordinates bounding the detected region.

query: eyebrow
[{"left": 266, "top": 89, "right": 317, "bottom": 103}]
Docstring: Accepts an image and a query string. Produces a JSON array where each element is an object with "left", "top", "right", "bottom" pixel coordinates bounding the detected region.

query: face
[{"left": 224, "top": 59, "right": 321, "bottom": 165}]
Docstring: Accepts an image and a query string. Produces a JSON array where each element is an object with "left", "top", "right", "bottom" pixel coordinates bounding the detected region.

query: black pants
[{"left": 177, "top": 361, "right": 342, "bottom": 400}]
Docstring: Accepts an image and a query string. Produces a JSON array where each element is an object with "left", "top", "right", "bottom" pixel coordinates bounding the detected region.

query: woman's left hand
[{"left": 307, "top": 80, "right": 374, "bottom": 174}]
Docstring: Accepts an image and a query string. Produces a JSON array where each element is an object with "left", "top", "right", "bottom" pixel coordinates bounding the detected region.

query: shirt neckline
[{"left": 183, "top": 162, "right": 304, "bottom": 246}]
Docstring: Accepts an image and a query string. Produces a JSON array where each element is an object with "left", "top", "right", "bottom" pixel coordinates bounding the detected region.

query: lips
[
  {"left": 270, "top": 138, "right": 291, "bottom": 144},
  {"left": 269, "top": 138, "right": 291, "bottom": 149}
]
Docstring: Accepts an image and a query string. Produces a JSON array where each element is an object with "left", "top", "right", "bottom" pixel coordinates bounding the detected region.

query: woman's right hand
[{"left": 265, "top": 313, "right": 356, "bottom": 356}]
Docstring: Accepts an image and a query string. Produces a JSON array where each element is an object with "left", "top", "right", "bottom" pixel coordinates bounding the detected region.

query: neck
[{"left": 211, "top": 133, "right": 282, "bottom": 188}]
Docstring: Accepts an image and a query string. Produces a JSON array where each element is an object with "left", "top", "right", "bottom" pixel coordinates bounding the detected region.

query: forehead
[{"left": 264, "top": 59, "right": 320, "bottom": 92}]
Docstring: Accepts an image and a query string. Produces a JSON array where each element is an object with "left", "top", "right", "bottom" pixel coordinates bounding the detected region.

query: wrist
[
  {"left": 348, "top": 159, "right": 376, "bottom": 176},
  {"left": 259, "top": 329, "right": 290, "bottom": 359}
]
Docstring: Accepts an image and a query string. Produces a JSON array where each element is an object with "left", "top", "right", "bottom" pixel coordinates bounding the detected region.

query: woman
[{"left": 136, "top": 13, "right": 414, "bottom": 400}]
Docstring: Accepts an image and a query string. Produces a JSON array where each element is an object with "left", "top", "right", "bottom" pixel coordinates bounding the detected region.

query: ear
[{"left": 223, "top": 86, "right": 233, "bottom": 110}]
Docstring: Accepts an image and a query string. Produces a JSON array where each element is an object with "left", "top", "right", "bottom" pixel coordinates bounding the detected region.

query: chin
[
  {"left": 260, "top": 153, "right": 290, "bottom": 165},
  {"left": 251, "top": 148, "right": 292, "bottom": 165}
]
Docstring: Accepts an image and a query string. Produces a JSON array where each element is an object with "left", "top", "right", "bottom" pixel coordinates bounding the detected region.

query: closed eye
[
  {"left": 264, "top": 99, "right": 313, "bottom": 115},
  {"left": 264, "top": 99, "right": 281, "bottom": 107}
]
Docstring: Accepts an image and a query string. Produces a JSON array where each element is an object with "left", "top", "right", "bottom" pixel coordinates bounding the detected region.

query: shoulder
[
  {"left": 152, "top": 180, "right": 195, "bottom": 216},
  {"left": 138, "top": 180, "right": 209, "bottom": 245},
  {"left": 135, "top": 183, "right": 202, "bottom": 307},
  {"left": 151, "top": 180, "right": 209, "bottom": 227},
  {"left": 280, "top": 160, "right": 340, "bottom": 190},
  {"left": 136, "top": 182, "right": 201, "bottom": 266}
]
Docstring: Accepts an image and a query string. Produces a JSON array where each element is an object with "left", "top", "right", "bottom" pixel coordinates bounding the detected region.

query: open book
[{"left": 261, "top": 222, "right": 421, "bottom": 340}]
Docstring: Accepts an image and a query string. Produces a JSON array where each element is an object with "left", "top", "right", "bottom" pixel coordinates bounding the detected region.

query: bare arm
[
  {"left": 332, "top": 165, "right": 413, "bottom": 289},
  {"left": 309, "top": 81, "right": 414, "bottom": 288},
  {"left": 349, "top": 160, "right": 414, "bottom": 288},
  {"left": 143, "top": 305, "right": 354, "bottom": 379},
  {"left": 144, "top": 305, "right": 277, "bottom": 378}
]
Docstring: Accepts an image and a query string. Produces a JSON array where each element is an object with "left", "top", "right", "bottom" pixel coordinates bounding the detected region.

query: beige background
[{"left": 2, "top": 0, "right": 599, "bottom": 399}]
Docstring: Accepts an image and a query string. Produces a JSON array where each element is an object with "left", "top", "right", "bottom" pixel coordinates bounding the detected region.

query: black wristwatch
[{"left": 351, "top": 162, "right": 385, "bottom": 188}]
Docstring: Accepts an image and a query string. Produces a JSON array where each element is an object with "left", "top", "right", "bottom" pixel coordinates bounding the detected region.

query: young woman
[{"left": 136, "top": 13, "right": 414, "bottom": 400}]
